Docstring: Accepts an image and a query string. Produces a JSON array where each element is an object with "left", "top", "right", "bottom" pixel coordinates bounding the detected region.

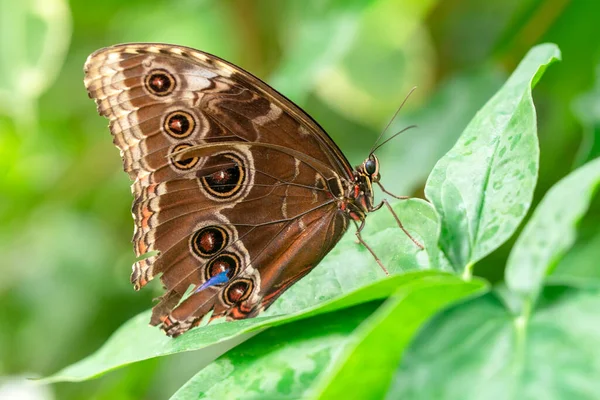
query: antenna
[
  {"left": 370, "top": 125, "right": 417, "bottom": 155},
  {"left": 369, "top": 86, "right": 417, "bottom": 155}
]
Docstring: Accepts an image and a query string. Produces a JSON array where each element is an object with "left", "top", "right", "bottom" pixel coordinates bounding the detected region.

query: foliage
[{"left": 1, "top": 1, "right": 600, "bottom": 399}]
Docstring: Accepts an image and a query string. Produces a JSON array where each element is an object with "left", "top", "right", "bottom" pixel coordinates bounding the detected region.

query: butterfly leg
[
  {"left": 376, "top": 181, "right": 409, "bottom": 200},
  {"left": 354, "top": 220, "right": 390, "bottom": 276},
  {"left": 378, "top": 198, "right": 424, "bottom": 250}
]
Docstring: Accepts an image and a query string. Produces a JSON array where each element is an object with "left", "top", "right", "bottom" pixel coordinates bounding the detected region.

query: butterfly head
[
  {"left": 344, "top": 154, "right": 381, "bottom": 218},
  {"left": 361, "top": 154, "right": 381, "bottom": 183}
]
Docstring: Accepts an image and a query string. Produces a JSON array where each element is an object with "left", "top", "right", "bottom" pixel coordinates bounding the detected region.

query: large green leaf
[
  {"left": 425, "top": 43, "right": 561, "bottom": 274},
  {"left": 171, "top": 274, "right": 486, "bottom": 400},
  {"left": 41, "top": 200, "right": 441, "bottom": 383},
  {"left": 266, "top": 198, "right": 446, "bottom": 317},
  {"left": 572, "top": 65, "right": 600, "bottom": 167},
  {"left": 551, "top": 229, "right": 600, "bottom": 287},
  {"left": 310, "top": 277, "right": 486, "bottom": 399},
  {"left": 391, "top": 286, "right": 600, "bottom": 399},
  {"left": 506, "top": 157, "right": 600, "bottom": 312},
  {"left": 170, "top": 303, "right": 376, "bottom": 400}
]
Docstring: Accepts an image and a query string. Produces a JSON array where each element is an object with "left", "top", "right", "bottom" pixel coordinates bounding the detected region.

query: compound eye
[{"left": 365, "top": 159, "right": 377, "bottom": 175}]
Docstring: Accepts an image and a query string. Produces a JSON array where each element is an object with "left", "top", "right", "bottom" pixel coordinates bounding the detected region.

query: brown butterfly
[{"left": 84, "top": 43, "right": 421, "bottom": 337}]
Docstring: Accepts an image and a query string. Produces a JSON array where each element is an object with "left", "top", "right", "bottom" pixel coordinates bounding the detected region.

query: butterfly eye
[{"left": 365, "top": 159, "right": 377, "bottom": 175}]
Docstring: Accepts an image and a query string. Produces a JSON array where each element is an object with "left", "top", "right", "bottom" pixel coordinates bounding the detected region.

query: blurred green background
[{"left": 1, "top": 0, "right": 599, "bottom": 399}]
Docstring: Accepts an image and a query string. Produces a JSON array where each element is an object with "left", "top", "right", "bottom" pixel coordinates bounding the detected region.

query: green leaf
[
  {"left": 551, "top": 229, "right": 600, "bottom": 288},
  {"left": 171, "top": 275, "right": 486, "bottom": 400},
  {"left": 267, "top": 199, "right": 444, "bottom": 317},
  {"left": 310, "top": 277, "right": 487, "bottom": 399},
  {"left": 425, "top": 43, "right": 561, "bottom": 274},
  {"left": 572, "top": 65, "right": 600, "bottom": 167},
  {"left": 170, "top": 303, "right": 376, "bottom": 400},
  {"left": 506, "top": 157, "right": 600, "bottom": 312},
  {"left": 40, "top": 272, "right": 441, "bottom": 384},
  {"left": 40, "top": 200, "right": 443, "bottom": 383},
  {"left": 391, "top": 286, "right": 600, "bottom": 399}
]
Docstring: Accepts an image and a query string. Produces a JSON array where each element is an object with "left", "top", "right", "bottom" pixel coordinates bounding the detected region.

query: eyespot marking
[
  {"left": 200, "top": 153, "right": 245, "bottom": 198},
  {"left": 206, "top": 253, "right": 239, "bottom": 281},
  {"left": 144, "top": 69, "right": 176, "bottom": 96},
  {"left": 191, "top": 226, "right": 228, "bottom": 258},
  {"left": 170, "top": 143, "right": 199, "bottom": 170},
  {"left": 223, "top": 278, "right": 253, "bottom": 305},
  {"left": 164, "top": 110, "right": 196, "bottom": 139}
]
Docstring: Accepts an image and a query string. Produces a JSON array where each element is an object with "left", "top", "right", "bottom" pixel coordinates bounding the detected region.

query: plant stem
[{"left": 462, "top": 262, "right": 474, "bottom": 280}]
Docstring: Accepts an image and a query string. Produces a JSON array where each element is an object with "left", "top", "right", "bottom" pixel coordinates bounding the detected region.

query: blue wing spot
[{"left": 195, "top": 270, "right": 230, "bottom": 293}]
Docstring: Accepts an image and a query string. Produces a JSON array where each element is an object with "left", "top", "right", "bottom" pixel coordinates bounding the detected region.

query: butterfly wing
[{"left": 84, "top": 43, "right": 351, "bottom": 336}]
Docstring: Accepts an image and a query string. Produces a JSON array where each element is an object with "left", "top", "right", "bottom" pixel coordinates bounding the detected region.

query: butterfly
[{"left": 84, "top": 43, "right": 421, "bottom": 337}]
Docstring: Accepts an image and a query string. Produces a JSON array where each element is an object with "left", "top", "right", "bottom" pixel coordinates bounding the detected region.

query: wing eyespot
[
  {"left": 144, "top": 69, "right": 176, "bottom": 96},
  {"left": 200, "top": 153, "right": 245, "bottom": 198},
  {"left": 164, "top": 110, "right": 196, "bottom": 139},
  {"left": 191, "top": 225, "right": 228, "bottom": 258},
  {"left": 170, "top": 143, "right": 199, "bottom": 170},
  {"left": 205, "top": 253, "right": 240, "bottom": 281},
  {"left": 223, "top": 278, "right": 253, "bottom": 305}
]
